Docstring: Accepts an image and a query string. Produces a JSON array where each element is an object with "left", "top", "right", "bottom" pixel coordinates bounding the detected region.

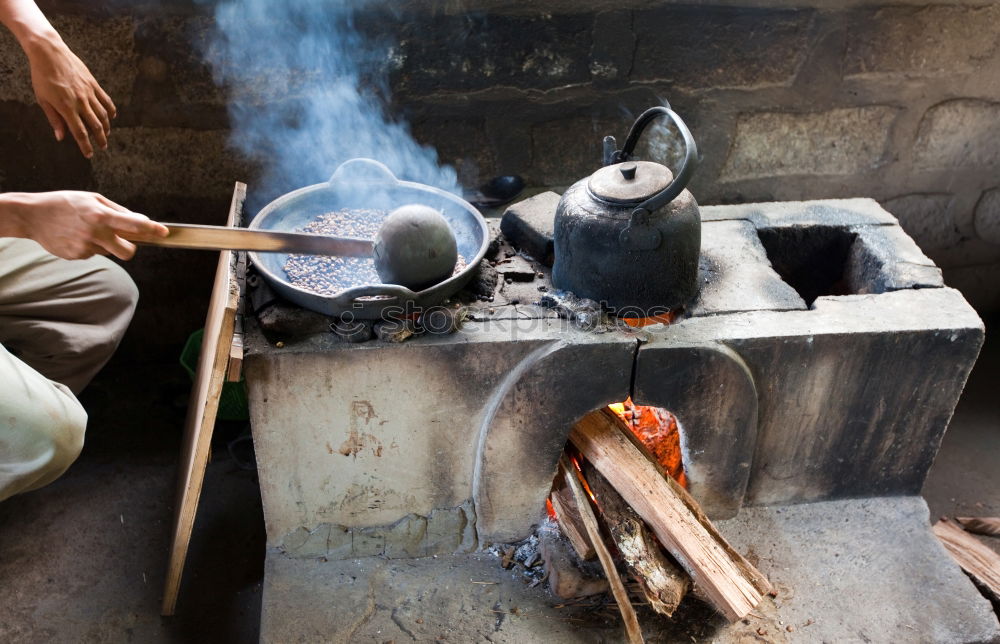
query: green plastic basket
[{"left": 179, "top": 328, "right": 250, "bottom": 422}]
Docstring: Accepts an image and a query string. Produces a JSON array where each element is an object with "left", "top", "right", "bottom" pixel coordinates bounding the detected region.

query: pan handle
[
  {"left": 335, "top": 283, "right": 416, "bottom": 305},
  {"left": 328, "top": 158, "right": 400, "bottom": 186}
]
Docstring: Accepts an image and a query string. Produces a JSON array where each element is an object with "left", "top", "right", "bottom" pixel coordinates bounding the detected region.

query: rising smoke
[{"left": 202, "top": 0, "right": 460, "bottom": 211}]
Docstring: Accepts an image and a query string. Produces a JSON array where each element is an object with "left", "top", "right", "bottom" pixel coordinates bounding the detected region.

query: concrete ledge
[
  {"left": 259, "top": 497, "right": 1000, "bottom": 643},
  {"left": 717, "top": 497, "right": 1000, "bottom": 644},
  {"left": 702, "top": 198, "right": 899, "bottom": 227},
  {"left": 692, "top": 219, "right": 807, "bottom": 316}
]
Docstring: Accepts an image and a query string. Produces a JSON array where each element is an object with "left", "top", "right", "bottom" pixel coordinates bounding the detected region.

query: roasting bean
[{"left": 283, "top": 208, "right": 466, "bottom": 296}]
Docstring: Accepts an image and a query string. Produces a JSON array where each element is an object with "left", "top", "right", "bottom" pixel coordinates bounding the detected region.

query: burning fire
[
  {"left": 569, "top": 454, "right": 598, "bottom": 502},
  {"left": 548, "top": 400, "right": 687, "bottom": 527},
  {"left": 608, "top": 398, "right": 687, "bottom": 488},
  {"left": 619, "top": 310, "right": 677, "bottom": 328},
  {"left": 545, "top": 497, "right": 557, "bottom": 520}
]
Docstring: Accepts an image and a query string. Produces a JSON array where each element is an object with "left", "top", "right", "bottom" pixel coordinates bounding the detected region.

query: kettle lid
[{"left": 588, "top": 161, "right": 673, "bottom": 204}]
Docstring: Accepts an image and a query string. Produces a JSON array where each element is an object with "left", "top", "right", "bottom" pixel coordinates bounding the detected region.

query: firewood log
[
  {"left": 560, "top": 457, "right": 644, "bottom": 644},
  {"left": 549, "top": 481, "right": 597, "bottom": 560},
  {"left": 956, "top": 517, "right": 1000, "bottom": 538},
  {"left": 934, "top": 518, "right": 1000, "bottom": 599},
  {"left": 583, "top": 460, "right": 690, "bottom": 617},
  {"left": 569, "top": 407, "right": 771, "bottom": 622}
]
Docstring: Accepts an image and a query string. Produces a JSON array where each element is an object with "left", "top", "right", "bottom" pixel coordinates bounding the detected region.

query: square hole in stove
[{"left": 756, "top": 226, "right": 859, "bottom": 306}]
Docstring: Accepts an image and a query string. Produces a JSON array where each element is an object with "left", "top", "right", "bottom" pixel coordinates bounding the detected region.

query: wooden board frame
[{"left": 161, "top": 182, "right": 246, "bottom": 615}]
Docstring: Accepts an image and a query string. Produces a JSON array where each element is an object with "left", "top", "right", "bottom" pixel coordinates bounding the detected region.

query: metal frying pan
[{"left": 246, "top": 158, "right": 490, "bottom": 319}]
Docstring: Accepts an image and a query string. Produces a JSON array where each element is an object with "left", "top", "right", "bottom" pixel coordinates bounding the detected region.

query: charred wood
[
  {"left": 582, "top": 460, "right": 690, "bottom": 617},
  {"left": 538, "top": 522, "right": 609, "bottom": 599},
  {"left": 549, "top": 482, "right": 597, "bottom": 561}
]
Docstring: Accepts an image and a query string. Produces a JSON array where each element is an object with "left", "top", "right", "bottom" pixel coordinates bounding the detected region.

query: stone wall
[
  {"left": 385, "top": 1, "right": 1000, "bottom": 313},
  {"left": 0, "top": 0, "right": 997, "bottom": 360}
]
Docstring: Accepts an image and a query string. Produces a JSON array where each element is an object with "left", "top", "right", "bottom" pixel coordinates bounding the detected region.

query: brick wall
[{"left": 0, "top": 0, "right": 997, "bottom": 360}]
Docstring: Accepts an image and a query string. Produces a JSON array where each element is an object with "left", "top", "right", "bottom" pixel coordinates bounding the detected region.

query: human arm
[
  {"left": 0, "top": 191, "right": 168, "bottom": 260},
  {"left": 0, "top": 0, "right": 115, "bottom": 158}
]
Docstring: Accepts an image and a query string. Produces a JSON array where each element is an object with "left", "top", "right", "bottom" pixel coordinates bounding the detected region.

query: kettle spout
[{"left": 602, "top": 135, "right": 619, "bottom": 166}]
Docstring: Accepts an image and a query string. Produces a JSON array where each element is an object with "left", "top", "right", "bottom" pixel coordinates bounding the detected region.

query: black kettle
[{"left": 552, "top": 105, "right": 700, "bottom": 314}]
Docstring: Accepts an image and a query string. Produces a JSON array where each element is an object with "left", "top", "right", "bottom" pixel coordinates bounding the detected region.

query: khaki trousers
[{"left": 0, "top": 238, "right": 138, "bottom": 501}]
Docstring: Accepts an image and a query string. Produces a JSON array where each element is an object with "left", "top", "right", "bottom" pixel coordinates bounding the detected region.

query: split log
[
  {"left": 559, "top": 456, "right": 644, "bottom": 644},
  {"left": 549, "top": 482, "right": 597, "bottom": 560},
  {"left": 569, "top": 408, "right": 772, "bottom": 622},
  {"left": 956, "top": 517, "right": 1000, "bottom": 538},
  {"left": 934, "top": 518, "right": 1000, "bottom": 598},
  {"left": 583, "top": 460, "right": 690, "bottom": 617}
]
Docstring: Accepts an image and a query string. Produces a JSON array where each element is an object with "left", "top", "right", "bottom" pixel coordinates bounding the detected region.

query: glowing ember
[
  {"left": 609, "top": 398, "right": 687, "bottom": 488},
  {"left": 620, "top": 310, "right": 677, "bottom": 328},
  {"left": 545, "top": 497, "right": 557, "bottom": 520}
]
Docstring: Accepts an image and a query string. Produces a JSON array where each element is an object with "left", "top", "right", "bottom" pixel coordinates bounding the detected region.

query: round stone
[{"left": 373, "top": 205, "right": 458, "bottom": 290}]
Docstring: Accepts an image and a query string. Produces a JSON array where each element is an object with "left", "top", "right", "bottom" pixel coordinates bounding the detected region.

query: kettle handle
[{"left": 614, "top": 104, "right": 698, "bottom": 217}]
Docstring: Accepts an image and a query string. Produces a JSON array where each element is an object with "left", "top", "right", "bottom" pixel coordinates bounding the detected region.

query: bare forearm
[
  {"left": 0, "top": 0, "right": 61, "bottom": 55},
  {"left": 0, "top": 192, "right": 31, "bottom": 239},
  {"left": 0, "top": 191, "right": 167, "bottom": 260},
  {"left": 1, "top": 0, "right": 115, "bottom": 157}
]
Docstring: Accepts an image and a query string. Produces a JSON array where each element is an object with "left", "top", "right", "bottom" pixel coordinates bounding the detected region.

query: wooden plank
[
  {"left": 569, "top": 408, "right": 770, "bottom": 622},
  {"left": 559, "top": 456, "right": 644, "bottom": 644},
  {"left": 226, "top": 331, "right": 243, "bottom": 382},
  {"left": 583, "top": 460, "right": 690, "bottom": 617},
  {"left": 549, "top": 482, "right": 596, "bottom": 560},
  {"left": 227, "top": 250, "right": 246, "bottom": 383},
  {"left": 161, "top": 182, "right": 246, "bottom": 616},
  {"left": 956, "top": 517, "right": 1000, "bottom": 538},
  {"left": 934, "top": 518, "right": 1000, "bottom": 598}
]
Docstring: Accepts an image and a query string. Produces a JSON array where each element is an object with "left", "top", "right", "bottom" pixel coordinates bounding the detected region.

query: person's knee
[
  {"left": 40, "top": 403, "right": 87, "bottom": 482},
  {"left": 0, "top": 388, "right": 87, "bottom": 501}
]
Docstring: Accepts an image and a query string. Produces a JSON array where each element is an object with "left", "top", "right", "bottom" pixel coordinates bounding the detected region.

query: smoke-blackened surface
[{"left": 203, "top": 0, "right": 459, "bottom": 211}]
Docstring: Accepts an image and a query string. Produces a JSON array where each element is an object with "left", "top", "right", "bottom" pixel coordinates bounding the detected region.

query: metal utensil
[
  {"left": 247, "top": 158, "right": 490, "bottom": 319},
  {"left": 127, "top": 223, "right": 374, "bottom": 257}
]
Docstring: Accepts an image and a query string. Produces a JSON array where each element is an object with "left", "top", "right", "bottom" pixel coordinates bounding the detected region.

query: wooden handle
[{"left": 127, "top": 223, "right": 374, "bottom": 258}]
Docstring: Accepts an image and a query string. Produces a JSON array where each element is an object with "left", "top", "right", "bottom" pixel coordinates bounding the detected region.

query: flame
[
  {"left": 609, "top": 397, "right": 687, "bottom": 488},
  {"left": 568, "top": 454, "right": 598, "bottom": 502},
  {"left": 620, "top": 311, "right": 677, "bottom": 328},
  {"left": 545, "top": 497, "right": 557, "bottom": 520}
]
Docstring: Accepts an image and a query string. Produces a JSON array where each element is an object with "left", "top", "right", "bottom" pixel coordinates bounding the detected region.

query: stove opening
[
  {"left": 757, "top": 226, "right": 858, "bottom": 305},
  {"left": 545, "top": 400, "right": 688, "bottom": 547},
  {"left": 538, "top": 402, "right": 689, "bottom": 603}
]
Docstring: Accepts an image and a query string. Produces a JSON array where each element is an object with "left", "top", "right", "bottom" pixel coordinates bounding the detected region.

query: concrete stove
[{"left": 243, "top": 197, "right": 997, "bottom": 642}]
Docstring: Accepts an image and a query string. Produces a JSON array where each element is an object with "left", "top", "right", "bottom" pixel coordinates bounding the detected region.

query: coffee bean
[{"left": 283, "top": 207, "right": 467, "bottom": 296}]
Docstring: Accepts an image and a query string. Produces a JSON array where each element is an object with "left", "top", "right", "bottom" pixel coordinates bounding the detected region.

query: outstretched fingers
[
  {"left": 39, "top": 102, "right": 66, "bottom": 142},
  {"left": 63, "top": 109, "right": 93, "bottom": 158},
  {"left": 80, "top": 102, "right": 107, "bottom": 150},
  {"left": 95, "top": 84, "right": 116, "bottom": 120}
]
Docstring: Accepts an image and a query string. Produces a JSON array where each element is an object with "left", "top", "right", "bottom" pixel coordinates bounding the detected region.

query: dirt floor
[
  {"left": 0, "top": 367, "right": 266, "bottom": 643},
  {"left": 0, "top": 316, "right": 997, "bottom": 643}
]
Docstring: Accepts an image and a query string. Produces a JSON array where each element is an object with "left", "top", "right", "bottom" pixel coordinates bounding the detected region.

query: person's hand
[
  {"left": 25, "top": 37, "right": 115, "bottom": 158},
  {"left": 8, "top": 191, "right": 167, "bottom": 260}
]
